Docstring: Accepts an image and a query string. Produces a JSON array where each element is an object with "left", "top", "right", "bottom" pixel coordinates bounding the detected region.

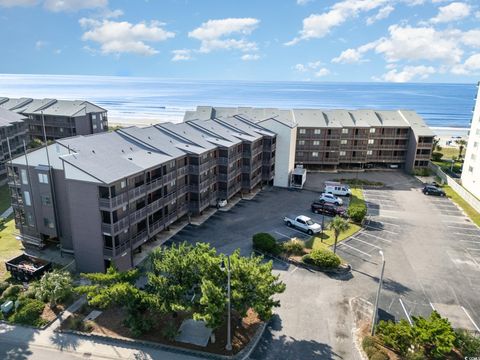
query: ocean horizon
[{"left": 0, "top": 74, "right": 476, "bottom": 135}]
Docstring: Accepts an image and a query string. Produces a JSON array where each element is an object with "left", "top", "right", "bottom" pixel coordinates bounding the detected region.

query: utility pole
[{"left": 371, "top": 250, "right": 386, "bottom": 336}]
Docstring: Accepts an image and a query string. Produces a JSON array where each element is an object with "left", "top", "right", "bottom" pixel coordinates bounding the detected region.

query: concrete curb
[{"left": 55, "top": 318, "right": 268, "bottom": 360}]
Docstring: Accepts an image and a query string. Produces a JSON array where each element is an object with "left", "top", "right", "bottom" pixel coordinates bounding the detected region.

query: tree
[
  {"left": 36, "top": 270, "right": 73, "bottom": 308},
  {"left": 455, "top": 139, "right": 467, "bottom": 159},
  {"left": 329, "top": 216, "right": 350, "bottom": 254},
  {"left": 433, "top": 137, "right": 442, "bottom": 152},
  {"left": 76, "top": 266, "right": 156, "bottom": 336}
]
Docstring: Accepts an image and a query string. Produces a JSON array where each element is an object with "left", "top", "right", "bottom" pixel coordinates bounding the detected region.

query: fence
[{"left": 429, "top": 163, "right": 480, "bottom": 213}]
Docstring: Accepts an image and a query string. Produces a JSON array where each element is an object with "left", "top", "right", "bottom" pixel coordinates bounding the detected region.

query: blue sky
[{"left": 1, "top": 0, "right": 480, "bottom": 82}]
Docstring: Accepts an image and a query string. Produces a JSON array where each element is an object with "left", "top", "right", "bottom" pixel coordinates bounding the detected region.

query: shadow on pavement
[
  {"left": 0, "top": 325, "right": 37, "bottom": 360},
  {"left": 353, "top": 269, "right": 412, "bottom": 295},
  {"left": 49, "top": 331, "right": 80, "bottom": 352}
]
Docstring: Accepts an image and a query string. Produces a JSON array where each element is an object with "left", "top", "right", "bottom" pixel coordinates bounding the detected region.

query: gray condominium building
[
  {"left": 0, "top": 97, "right": 108, "bottom": 140},
  {"left": 1, "top": 109, "right": 28, "bottom": 185},
  {"left": 7, "top": 117, "right": 276, "bottom": 272}
]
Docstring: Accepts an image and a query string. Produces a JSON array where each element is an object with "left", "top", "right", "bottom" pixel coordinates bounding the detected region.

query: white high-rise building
[{"left": 461, "top": 83, "right": 480, "bottom": 199}]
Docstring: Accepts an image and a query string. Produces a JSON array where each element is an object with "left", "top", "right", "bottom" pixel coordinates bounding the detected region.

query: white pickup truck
[{"left": 283, "top": 215, "right": 322, "bottom": 235}]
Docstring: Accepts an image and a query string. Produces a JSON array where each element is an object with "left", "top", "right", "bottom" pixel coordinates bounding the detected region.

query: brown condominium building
[
  {"left": 1, "top": 108, "right": 28, "bottom": 185},
  {"left": 185, "top": 107, "right": 434, "bottom": 175},
  {"left": 7, "top": 117, "right": 276, "bottom": 272},
  {"left": 0, "top": 97, "right": 108, "bottom": 140}
]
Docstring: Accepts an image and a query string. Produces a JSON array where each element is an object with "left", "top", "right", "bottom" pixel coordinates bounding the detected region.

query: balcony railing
[
  {"left": 132, "top": 230, "right": 148, "bottom": 249},
  {"left": 99, "top": 192, "right": 128, "bottom": 209},
  {"left": 146, "top": 177, "right": 163, "bottom": 192},
  {"left": 130, "top": 207, "right": 147, "bottom": 224}
]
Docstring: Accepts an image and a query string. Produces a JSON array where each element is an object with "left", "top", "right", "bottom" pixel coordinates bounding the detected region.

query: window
[
  {"left": 369, "top": 128, "right": 376, "bottom": 133},
  {"left": 24, "top": 191, "right": 31, "bottom": 206},
  {"left": 299, "top": 129, "right": 306, "bottom": 134},
  {"left": 27, "top": 213, "right": 34, "bottom": 227},
  {"left": 121, "top": 180, "right": 126, "bottom": 189},
  {"left": 92, "top": 114, "right": 97, "bottom": 120},
  {"left": 314, "top": 129, "right": 321, "bottom": 134},
  {"left": 367, "top": 150, "right": 373, "bottom": 155},
  {"left": 368, "top": 139, "right": 374, "bottom": 144},
  {"left": 100, "top": 122, "right": 103, "bottom": 130},
  {"left": 474, "top": 142, "right": 478, "bottom": 148},
  {"left": 297, "top": 152, "right": 304, "bottom": 157},
  {"left": 60, "top": 127, "right": 63, "bottom": 133},
  {"left": 298, "top": 140, "right": 305, "bottom": 146},
  {"left": 21, "top": 169, "right": 28, "bottom": 185},
  {"left": 340, "top": 151, "right": 346, "bottom": 156},
  {"left": 44, "top": 218, "right": 55, "bottom": 229},
  {"left": 93, "top": 124, "right": 97, "bottom": 130},
  {"left": 341, "top": 139, "right": 347, "bottom": 145},
  {"left": 41, "top": 195, "right": 51, "bottom": 206},
  {"left": 38, "top": 173, "right": 49, "bottom": 184},
  {"left": 342, "top": 128, "right": 349, "bottom": 134},
  {"left": 469, "top": 166, "right": 474, "bottom": 172},
  {"left": 472, "top": 154, "right": 477, "bottom": 160},
  {"left": 312, "top": 152, "right": 319, "bottom": 157},
  {"left": 313, "top": 140, "right": 320, "bottom": 146}
]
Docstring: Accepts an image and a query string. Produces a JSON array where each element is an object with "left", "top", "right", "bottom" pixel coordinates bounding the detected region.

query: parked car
[
  {"left": 324, "top": 182, "right": 351, "bottom": 197},
  {"left": 422, "top": 185, "right": 446, "bottom": 197},
  {"left": 318, "top": 192, "right": 344, "bottom": 206},
  {"left": 283, "top": 215, "right": 322, "bottom": 235},
  {"left": 311, "top": 201, "right": 347, "bottom": 218}
]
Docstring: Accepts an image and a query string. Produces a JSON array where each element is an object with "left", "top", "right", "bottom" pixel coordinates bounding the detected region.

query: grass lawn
[
  {"left": 350, "top": 187, "right": 365, "bottom": 203},
  {"left": 439, "top": 147, "right": 460, "bottom": 159},
  {"left": 442, "top": 186, "right": 480, "bottom": 227},
  {"left": 0, "top": 185, "right": 12, "bottom": 215},
  {"left": 0, "top": 219, "right": 24, "bottom": 281},
  {"left": 305, "top": 222, "right": 362, "bottom": 251}
]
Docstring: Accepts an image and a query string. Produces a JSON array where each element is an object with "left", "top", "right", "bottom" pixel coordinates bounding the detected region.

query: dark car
[
  {"left": 311, "top": 201, "right": 347, "bottom": 217},
  {"left": 422, "top": 185, "right": 446, "bottom": 197}
]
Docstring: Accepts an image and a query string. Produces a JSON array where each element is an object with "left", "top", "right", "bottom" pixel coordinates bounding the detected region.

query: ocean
[{"left": 0, "top": 74, "right": 476, "bottom": 135}]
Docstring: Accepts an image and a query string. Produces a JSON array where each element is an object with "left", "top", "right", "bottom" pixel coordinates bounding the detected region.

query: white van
[{"left": 324, "top": 183, "right": 351, "bottom": 197}]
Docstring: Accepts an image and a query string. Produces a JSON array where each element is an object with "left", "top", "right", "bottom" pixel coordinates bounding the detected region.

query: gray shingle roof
[
  {"left": 0, "top": 108, "right": 27, "bottom": 127},
  {"left": 0, "top": 97, "right": 106, "bottom": 117}
]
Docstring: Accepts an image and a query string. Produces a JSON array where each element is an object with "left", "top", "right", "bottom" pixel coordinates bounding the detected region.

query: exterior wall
[
  {"left": 53, "top": 169, "right": 73, "bottom": 251},
  {"left": 258, "top": 119, "right": 296, "bottom": 187},
  {"left": 461, "top": 85, "right": 480, "bottom": 199},
  {"left": 405, "top": 131, "right": 418, "bottom": 173},
  {"left": 0, "top": 121, "right": 27, "bottom": 184},
  {"left": 66, "top": 180, "right": 105, "bottom": 273}
]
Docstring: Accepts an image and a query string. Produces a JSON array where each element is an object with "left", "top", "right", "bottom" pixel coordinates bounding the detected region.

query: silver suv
[{"left": 318, "top": 192, "right": 344, "bottom": 206}]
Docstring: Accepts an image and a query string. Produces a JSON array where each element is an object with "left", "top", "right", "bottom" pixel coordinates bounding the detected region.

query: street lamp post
[
  {"left": 371, "top": 250, "right": 386, "bottom": 336},
  {"left": 221, "top": 256, "right": 232, "bottom": 351},
  {"left": 321, "top": 202, "right": 325, "bottom": 239}
]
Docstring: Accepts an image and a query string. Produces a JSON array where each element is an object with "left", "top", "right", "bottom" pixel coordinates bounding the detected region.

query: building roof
[
  {"left": 0, "top": 108, "right": 27, "bottom": 127},
  {"left": 0, "top": 97, "right": 106, "bottom": 117}
]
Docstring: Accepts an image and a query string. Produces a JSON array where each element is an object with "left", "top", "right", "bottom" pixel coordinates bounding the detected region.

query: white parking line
[
  {"left": 274, "top": 231, "right": 291, "bottom": 239},
  {"left": 286, "top": 227, "right": 313, "bottom": 237},
  {"left": 454, "top": 232, "right": 480, "bottom": 238},
  {"left": 429, "top": 302, "right": 436, "bottom": 311},
  {"left": 365, "top": 225, "right": 399, "bottom": 235},
  {"left": 399, "top": 298, "right": 413, "bottom": 325},
  {"left": 447, "top": 225, "right": 477, "bottom": 230},
  {"left": 360, "top": 231, "right": 392, "bottom": 243},
  {"left": 441, "top": 214, "right": 467, "bottom": 218},
  {"left": 375, "top": 220, "right": 400, "bottom": 227},
  {"left": 460, "top": 239, "right": 480, "bottom": 243},
  {"left": 338, "top": 242, "right": 372, "bottom": 257},
  {"left": 289, "top": 266, "right": 299, "bottom": 275},
  {"left": 461, "top": 306, "right": 480, "bottom": 332},
  {"left": 350, "top": 237, "right": 382, "bottom": 249},
  {"left": 376, "top": 215, "right": 399, "bottom": 219},
  {"left": 467, "top": 248, "right": 480, "bottom": 251}
]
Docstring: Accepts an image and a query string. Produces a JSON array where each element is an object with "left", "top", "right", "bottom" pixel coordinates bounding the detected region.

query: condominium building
[
  {"left": 0, "top": 97, "right": 108, "bottom": 140},
  {"left": 8, "top": 117, "right": 276, "bottom": 272},
  {"left": 185, "top": 107, "right": 434, "bottom": 176},
  {"left": 0, "top": 109, "right": 28, "bottom": 185},
  {"left": 461, "top": 84, "right": 480, "bottom": 199}
]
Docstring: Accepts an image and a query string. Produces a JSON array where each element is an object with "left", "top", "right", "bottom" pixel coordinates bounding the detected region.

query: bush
[
  {"left": 364, "top": 345, "right": 378, "bottom": 358},
  {"left": 362, "top": 335, "right": 377, "bottom": 349},
  {"left": 302, "top": 249, "right": 341, "bottom": 269},
  {"left": 431, "top": 152, "right": 443, "bottom": 161},
  {"left": 0, "top": 282, "right": 9, "bottom": 297},
  {"left": 10, "top": 299, "right": 46, "bottom": 326},
  {"left": 348, "top": 205, "right": 367, "bottom": 223},
  {"left": 36, "top": 270, "right": 74, "bottom": 307},
  {"left": 454, "top": 329, "right": 480, "bottom": 357},
  {"left": 281, "top": 239, "right": 305, "bottom": 256},
  {"left": 1, "top": 285, "right": 23, "bottom": 300},
  {"left": 252, "top": 233, "right": 278, "bottom": 254},
  {"left": 370, "top": 350, "right": 389, "bottom": 360},
  {"left": 413, "top": 168, "right": 432, "bottom": 177}
]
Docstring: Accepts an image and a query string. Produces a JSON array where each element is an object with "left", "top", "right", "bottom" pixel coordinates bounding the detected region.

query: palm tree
[
  {"left": 455, "top": 139, "right": 467, "bottom": 159},
  {"left": 329, "top": 216, "right": 350, "bottom": 254},
  {"left": 433, "top": 136, "right": 442, "bottom": 152}
]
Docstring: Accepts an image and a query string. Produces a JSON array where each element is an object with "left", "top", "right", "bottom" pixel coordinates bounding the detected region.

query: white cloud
[
  {"left": 451, "top": 54, "right": 480, "bottom": 75},
  {"left": 430, "top": 2, "right": 470, "bottom": 23},
  {"left": 297, "top": 0, "right": 313, "bottom": 5},
  {"left": 54, "top": 49, "right": 62, "bottom": 54},
  {"left": 171, "top": 49, "right": 191, "bottom": 61},
  {"left": 315, "top": 68, "right": 331, "bottom": 77},
  {"left": 35, "top": 40, "right": 47, "bottom": 49},
  {"left": 366, "top": 5, "right": 394, "bottom": 25},
  {"left": 476, "top": 11, "right": 480, "bottom": 19},
  {"left": 188, "top": 18, "right": 260, "bottom": 54},
  {"left": 44, "top": 0, "right": 107, "bottom": 12},
  {"left": 331, "top": 41, "right": 379, "bottom": 63},
  {"left": 286, "top": 0, "right": 387, "bottom": 45},
  {"left": 459, "top": 30, "right": 480, "bottom": 48},
  {"left": 0, "top": 0, "right": 37, "bottom": 7},
  {"left": 241, "top": 54, "right": 260, "bottom": 61},
  {"left": 381, "top": 65, "right": 435, "bottom": 82},
  {"left": 80, "top": 19, "right": 175, "bottom": 56}
]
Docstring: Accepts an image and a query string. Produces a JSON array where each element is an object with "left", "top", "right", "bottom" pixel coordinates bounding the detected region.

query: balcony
[
  {"left": 177, "top": 166, "right": 188, "bottom": 177},
  {"left": 101, "top": 215, "right": 129, "bottom": 235},
  {"left": 146, "top": 177, "right": 163, "bottom": 192},
  {"left": 99, "top": 192, "right": 128, "bottom": 209},
  {"left": 132, "top": 230, "right": 148, "bottom": 249},
  {"left": 217, "top": 157, "right": 229, "bottom": 166},
  {"left": 147, "top": 197, "right": 164, "bottom": 214},
  {"left": 129, "top": 184, "right": 146, "bottom": 201},
  {"left": 130, "top": 207, "right": 147, "bottom": 224},
  {"left": 217, "top": 173, "right": 228, "bottom": 182}
]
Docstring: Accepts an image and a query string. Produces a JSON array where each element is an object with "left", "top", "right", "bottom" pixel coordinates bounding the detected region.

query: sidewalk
[{"left": 0, "top": 206, "right": 12, "bottom": 219}]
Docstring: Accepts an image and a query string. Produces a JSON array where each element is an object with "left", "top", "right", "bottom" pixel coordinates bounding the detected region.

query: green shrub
[
  {"left": 362, "top": 335, "right": 377, "bottom": 349},
  {"left": 281, "top": 239, "right": 305, "bottom": 256},
  {"left": 413, "top": 168, "right": 432, "bottom": 177},
  {"left": 370, "top": 350, "right": 389, "bottom": 360},
  {"left": 404, "top": 351, "right": 426, "bottom": 360},
  {"left": 431, "top": 152, "right": 443, "bottom": 161},
  {"left": 162, "top": 321, "right": 179, "bottom": 341},
  {"left": 1, "top": 285, "right": 23, "bottom": 300},
  {"left": 252, "top": 233, "right": 278, "bottom": 254},
  {"left": 364, "top": 345, "right": 378, "bottom": 358},
  {"left": 454, "top": 329, "right": 480, "bottom": 357},
  {"left": 302, "top": 249, "right": 341, "bottom": 269},
  {"left": 10, "top": 299, "right": 46, "bottom": 326},
  {"left": 347, "top": 205, "right": 367, "bottom": 223},
  {"left": 0, "top": 282, "right": 9, "bottom": 297},
  {"left": 376, "top": 319, "right": 413, "bottom": 356}
]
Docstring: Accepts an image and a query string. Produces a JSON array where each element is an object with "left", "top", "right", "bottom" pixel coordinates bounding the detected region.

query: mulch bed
[{"left": 62, "top": 306, "right": 261, "bottom": 355}]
